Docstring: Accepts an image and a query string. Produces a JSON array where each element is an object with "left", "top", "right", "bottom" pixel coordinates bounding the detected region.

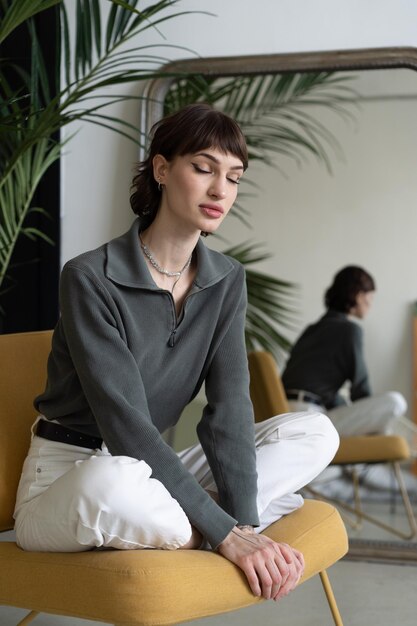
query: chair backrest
[
  {"left": 0, "top": 330, "right": 52, "bottom": 531},
  {"left": 248, "top": 351, "right": 290, "bottom": 422}
]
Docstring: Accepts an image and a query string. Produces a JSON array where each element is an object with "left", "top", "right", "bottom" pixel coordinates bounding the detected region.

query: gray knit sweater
[
  {"left": 282, "top": 309, "right": 371, "bottom": 409},
  {"left": 35, "top": 219, "right": 259, "bottom": 548}
]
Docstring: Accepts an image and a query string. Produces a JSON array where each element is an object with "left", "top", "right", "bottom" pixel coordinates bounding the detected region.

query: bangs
[
  {"left": 151, "top": 104, "right": 249, "bottom": 170},
  {"left": 177, "top": 115, "right": 248, "bottom": 170}
]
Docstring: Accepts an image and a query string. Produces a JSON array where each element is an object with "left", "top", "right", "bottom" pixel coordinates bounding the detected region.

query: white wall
[{"left": 62, "top": 1, "right": 417, "bottom": 410}]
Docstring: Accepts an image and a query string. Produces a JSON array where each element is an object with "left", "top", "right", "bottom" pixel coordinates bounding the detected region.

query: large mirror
[{"left": 140, "top": 48, "right": 417, "bottom": 562}]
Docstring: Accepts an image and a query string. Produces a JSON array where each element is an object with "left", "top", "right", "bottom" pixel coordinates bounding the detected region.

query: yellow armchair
[{"left": 0, "top": 332, "right": 348, "bottom": 626}]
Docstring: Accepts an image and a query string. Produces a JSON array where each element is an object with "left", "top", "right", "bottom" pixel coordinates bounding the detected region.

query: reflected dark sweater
[
  {"left": 282, "top": 310, "right": 371, "bottom": 410},
  {"left": 35, "top": 219, "right": 258, "bottom": 549}
]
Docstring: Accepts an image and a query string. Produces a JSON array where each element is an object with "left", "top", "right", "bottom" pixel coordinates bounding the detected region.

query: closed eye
[
  {"left": 192, "top": 163, "right": 212, "bottom": 174},
  {"left": 192, "top": 162, "right": 241, "bottom": 184}
]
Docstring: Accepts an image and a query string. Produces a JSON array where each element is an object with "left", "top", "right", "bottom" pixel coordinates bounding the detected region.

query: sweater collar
[
  {"left": 105, "top": 219, "right": 234, "bottom": 289},
  {"left": 322, "top": 309, "right": 348, "bottom": 321}
]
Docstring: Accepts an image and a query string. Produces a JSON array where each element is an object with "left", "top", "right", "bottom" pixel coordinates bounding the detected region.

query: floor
[{"left": 2, "top": 488, "right": 416, "bottom": 626}]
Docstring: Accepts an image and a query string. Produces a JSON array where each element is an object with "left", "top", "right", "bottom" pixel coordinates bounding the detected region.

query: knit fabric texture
[
  {"left": 282, "top": 309, "right": 371, "bottom": 410},
  {"left": 36, "top": 220, "right": 259, "bottom": 548}
]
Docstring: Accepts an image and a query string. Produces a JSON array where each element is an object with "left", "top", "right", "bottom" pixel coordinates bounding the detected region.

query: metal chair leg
[
  {"left": 319, "top": 570, "right": 344, "bottom": 626},
  {"left": 16, "top": 611, "right": 39, "bottom": 625},
  {"left": 351, "top": 467, "right": 363, "bottom": 526},
  {"left": 307, "top": 462, "right": 417, "bottom": 540},
  {"left": 392, "top": 461, "right": 417, "bottom": 538}
]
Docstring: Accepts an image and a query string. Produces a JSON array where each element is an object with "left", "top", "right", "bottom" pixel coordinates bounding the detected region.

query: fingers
[
  {"left": 264, "top": 555, "right": 288, "bottom": 600},
  {"left": 272, "top": 546, "right": 295, "bottom": 600},
  {"left": 217, "top": 528, "right": 304, "bottom": 602},
  {"left": 244, "top": 544, "right": 292, "bottom": 600},
  {"left": 280, "top": 543, "right": 304, "bottom": 578},
  {"left": 242, "top": 550, "right": 286, "bottom": 600},
  {"left": 287, "top": 545, "right": 305, "bottom": 585},
  {"left": 271, "top": 544, "right": 305, "bottom": 601},
  {"left": 293, "top": 547, "right": 306, "bottom": 573},
  {"left": 242, "top": 562, "right": 262, "bottom": 598}
]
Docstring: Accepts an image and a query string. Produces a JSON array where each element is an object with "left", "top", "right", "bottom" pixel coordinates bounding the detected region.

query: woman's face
[
  {"left": 153, "top": 147, "right": 244, "bottom": 235},
  {"left": 351, "top": 290, "right": 375, "bottom": 319}
]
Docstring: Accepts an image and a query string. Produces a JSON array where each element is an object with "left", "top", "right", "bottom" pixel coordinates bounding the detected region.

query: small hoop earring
[{"left": 157, "top": 180, "right": 162, "bottom": 192}]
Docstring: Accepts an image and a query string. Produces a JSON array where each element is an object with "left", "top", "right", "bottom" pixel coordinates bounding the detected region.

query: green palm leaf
[
  {"left": 0, "top": 0, "right": 204, "bottom": 297},
  {"left": 166, "top": 72, "right": 357, "bottom": 175},
  {"left": 222, "top": 242, "right": 300, "bottom": 358},
  {"left": 0, "top": 0, "right": 61, "bottom": 45}
]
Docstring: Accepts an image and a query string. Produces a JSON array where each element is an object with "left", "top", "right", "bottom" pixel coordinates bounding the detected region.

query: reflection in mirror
[{"left": 143, "top": 55, "right": 417, "bottom": 560}]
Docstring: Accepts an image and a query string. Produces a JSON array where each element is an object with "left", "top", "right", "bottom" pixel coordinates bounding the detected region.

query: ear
[
  {"left": 152, "top": 154, "right": 169, "bottom": 185},
  {"left": 355, "top": 291, "right": 366, "bottom": 306},
  {"left": 348, "top": 293, "right": 361, "bottom": 316}
]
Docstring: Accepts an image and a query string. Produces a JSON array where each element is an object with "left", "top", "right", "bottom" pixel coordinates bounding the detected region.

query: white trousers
[
  {"left": 13, "top": 412, "right": 339, "bottom": 552},
  {"left": 288, "top": 391, "right": 409, "bottom": 437}
]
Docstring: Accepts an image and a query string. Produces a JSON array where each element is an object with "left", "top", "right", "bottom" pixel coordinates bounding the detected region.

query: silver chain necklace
[{"left": 139, "top": 236, "right": 192, "bottom": 278}]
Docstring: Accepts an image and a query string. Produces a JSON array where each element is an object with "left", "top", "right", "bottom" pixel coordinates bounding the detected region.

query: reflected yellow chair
[
  {"left": 248, "top": 350, "right": 417, "bottom": 541},
  {"left": 0, "top": 331, "right": 348, "bottom": 626}
]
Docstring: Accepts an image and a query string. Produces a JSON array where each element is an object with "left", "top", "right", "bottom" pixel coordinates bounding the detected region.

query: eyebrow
[{"left": 194, "top": 152, "right": 244, "bottom": 171}]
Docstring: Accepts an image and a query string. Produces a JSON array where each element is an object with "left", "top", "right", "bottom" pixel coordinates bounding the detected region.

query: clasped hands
[{"left": 217, "top": 525, "right": 305, "bottom": 601}]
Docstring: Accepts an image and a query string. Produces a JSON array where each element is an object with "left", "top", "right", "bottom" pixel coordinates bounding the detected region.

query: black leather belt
[
  {"left": 36, "top": 420, "right": 103, "bottom": 450},
  {"left": 286, "top": 390, "right": 323, "bottom": 406}
]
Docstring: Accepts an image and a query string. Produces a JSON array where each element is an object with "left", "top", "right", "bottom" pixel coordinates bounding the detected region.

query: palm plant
[
  {"left": 0, "top": 0, "right": 357, "bottom": 357},
  {"left": 164, "top": 72, "right": 358, "bottom": 354},
  {"left": 0, "top": 0, "right": 200, "bottom": 297},
  {"left": 165, "top": 72, "right": 357, "bottom": 176},
  {"left": 223, "top": 242, "right": 297, "bottom": 354}
]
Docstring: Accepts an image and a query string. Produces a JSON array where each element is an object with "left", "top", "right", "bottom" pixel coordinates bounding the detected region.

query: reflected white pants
[
  {"left": 13, "top": 411, "right": 339, "bottom": 552},
  {"left": 288, "top": 391, "right": 411, "bottom": 438}
]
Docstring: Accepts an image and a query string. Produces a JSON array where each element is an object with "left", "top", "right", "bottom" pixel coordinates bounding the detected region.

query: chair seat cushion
[
  {"left": 0, "top": 500, "right": 347, "bottom": 626},
  {"left": 332, "top": 434, "right": 410, "bottom": 465}
]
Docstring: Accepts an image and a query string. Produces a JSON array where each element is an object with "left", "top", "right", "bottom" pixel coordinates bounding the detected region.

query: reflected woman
[{"left": 283, "top": 266, "right": 411, "bottom": 440}]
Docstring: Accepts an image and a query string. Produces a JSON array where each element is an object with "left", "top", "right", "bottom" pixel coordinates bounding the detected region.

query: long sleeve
[
  {"left": 56, "top": 262, "right": 237, "bottom": 548},
  {"left": 197, "top": 269, "right": 259, "bottom": 526},
  {"left": 348, "top": 323, "right": 372, "bottom": 402}
]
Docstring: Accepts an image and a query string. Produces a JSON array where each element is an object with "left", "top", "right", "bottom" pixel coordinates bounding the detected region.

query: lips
[{"left": 199, "top": 204, "right": 224, "bottom": 218}]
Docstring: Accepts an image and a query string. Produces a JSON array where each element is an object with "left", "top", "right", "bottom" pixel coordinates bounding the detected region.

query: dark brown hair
[
  {"left": 130, "top": 103, "right": 248, "bottom": 230},
  {"left": 324, "top": 266, "right": 376, "bottom": 313}
]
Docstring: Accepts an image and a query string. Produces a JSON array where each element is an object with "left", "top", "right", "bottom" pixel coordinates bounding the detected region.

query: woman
[
  {"left": 282, "top": 266, "right": 408, "bottom": 437},
  {"left": 14, "top": 104, "right": 338, "bottom": 602}
]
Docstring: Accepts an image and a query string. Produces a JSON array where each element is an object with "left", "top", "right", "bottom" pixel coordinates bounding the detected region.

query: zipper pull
[{"left": 168, "top": 329, "right": 177, "bottom": 347}]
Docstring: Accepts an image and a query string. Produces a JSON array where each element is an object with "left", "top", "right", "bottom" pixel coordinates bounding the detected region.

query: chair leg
[
  {"left": 16, "top": 611, "right": 39, "bottom": 625},
  {"left": 307, "top": 462, "right": 417, "bottom": 540},
  {"left": 350, "top": 467, "right": 363, "bottom": 526},
  {"left": 392, "top": 461, "right": 417, "bottom": 538},
  {"left": 319, "top": 570, "right": 344, "bottom": 626}
]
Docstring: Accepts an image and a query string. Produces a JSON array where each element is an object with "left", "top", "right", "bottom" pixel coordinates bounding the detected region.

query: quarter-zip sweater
[
  {"left": 35, "top": 219, "right": 259, "bottom": 549},
  {"left": 282, "top": 309, "right": 371, "bottom": 410}
]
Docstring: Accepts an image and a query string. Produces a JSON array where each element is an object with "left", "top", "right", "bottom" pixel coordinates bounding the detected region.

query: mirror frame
[
  {"left": 140, "top": 46, "right": 417, "bottom": 140},
  {"left": 140, "top": 46, "right": 417, "bottom": 562}
]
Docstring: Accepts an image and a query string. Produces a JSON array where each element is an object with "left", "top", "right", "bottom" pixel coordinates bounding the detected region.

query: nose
[{"left": 209, "top": 178, "right": 227, "bottom": 199}]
